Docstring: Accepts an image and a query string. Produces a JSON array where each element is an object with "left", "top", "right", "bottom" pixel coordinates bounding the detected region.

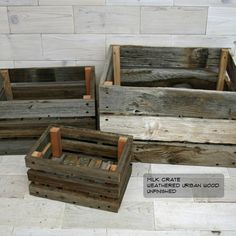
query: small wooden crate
[
  {"left": 99, "top": 45, "right": 236, "bottom": 168},
  {"left": 25, "top": 126, "right": 133, "bottom": 212},
  {"left": 0, "top": 66, "right": 96, "bottom": 155}
]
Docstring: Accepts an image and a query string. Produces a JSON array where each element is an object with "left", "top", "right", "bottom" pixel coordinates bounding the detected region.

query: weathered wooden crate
[
  {"left": 99, "top": 45, "right": 236, "bottom": 168},
  {"left": 0, "top": 66, "right": 96, "bottom": 155},
  {"left": 25, "top": 125, "right": 133, "bottom": 212}
]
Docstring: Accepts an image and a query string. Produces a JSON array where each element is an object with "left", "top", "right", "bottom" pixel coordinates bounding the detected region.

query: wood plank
[
  {"left": 100, "top": 46, "right": 113, "bottom": 85},
  {"left": 9, "top": 67, "right": 85, "bottom": 82},
  {"left": 100, "top": 115, "right": 236, "bottom": 144},
  {"left": 120, "top": 68, "right": 218, "bottom": 89},
  {"left": 62, "top": 139, "right": 117, "bottom": 159},
  {"left": 27, "top": 169, "right": 121, "bottom": 198},
  {"left": 133, "top": 141, "right": 236, "bottom": 168},
  {"left": 217, "top": 49, "right": 229, "bottom": 91},
  {"left": 154, "top": 202, "right": 236, "bottom": 230},
  {"left": 60, "top": 126, "right": 120, "bottom": 145},
  {"left": 0, "top": 69, "right": 13, "bottom": 100},
  {"left": 85, "top": 67, "right": 92, "bottom": 96},
  {"left": 0, "top": 117, "right": 96, "bottom": 138},
  {"left": 0, "top": 99, "right": 95, "bottom": 119},
  {"left": 11, "top": 81, "right": 86, "bottom": 100},
  {"left": 118, "top": 136, "right": 127, "bottom": 160},
  {"left": 50, "top": 127, "right": 62, "bottom": 158},
  {"left": 0, "top": 138, "right": 36, "bottom": 155},
  {"left": 113, "top": 45, "right": 121, "bottom": 85},
  {"left": 227, "top": 53, "right": 236, "bottom": 91},
  {"left": 99, "top": 86, "right": 236, "bottom": 119},
  {"left": 120, "top": 46, "right": 221, "bottom": 69},
  {"left": 29, "top": 163, "right": 131, "bottom": 213}
]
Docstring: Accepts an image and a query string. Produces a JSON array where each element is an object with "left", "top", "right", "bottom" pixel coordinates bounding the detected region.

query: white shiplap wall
[{"left": 0, "top": 0, "right": 236, "bottom": 77}]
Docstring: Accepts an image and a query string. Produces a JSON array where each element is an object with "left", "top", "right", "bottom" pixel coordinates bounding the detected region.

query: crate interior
[
  {"left": 113, "top": 46, "right": 235, "bottom": 91},
  {"left": 34, "top": 128, "right": 119, "bottom": 168},
  {"left": 3, "top": 66, "right": 94, "bottom": 100}
]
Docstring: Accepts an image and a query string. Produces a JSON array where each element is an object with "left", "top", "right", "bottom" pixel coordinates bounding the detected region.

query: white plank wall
[{"left": 0, "top": 1, "right": 234, "bottom": 75}]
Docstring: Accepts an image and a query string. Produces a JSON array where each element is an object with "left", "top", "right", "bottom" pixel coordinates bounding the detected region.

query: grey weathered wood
[
  {"left": 133, "top": 141, "right": 236, "bottom": 168},
  {"left": 29, "top": 165, "right": 131, "bottom": 213},
  {"left": 8, "top": 67, "right": 86, "bottom": 82},
  {"left": 100, "top": 115, "right": 236, "bottom": 144},
  {"left": 60, "top": 126, "right": 120, "bottom": 145},
  {"left": 11, "top": 81, "right": 86, "bottom": 100},
  {"left": 0, "top": 138, "right": 36, "bottom": 155},
  {"left": 100, "top": 86, "right": 236, "bottom": 119},
  {"left": 0, "top": 118, "right": 96, "bottom": 138},
  {"left": 227, "top": 53, "right": 236, "bottom": 91},
  {"left": 62, "top": 139, "right": 117, "bottom": 158},
  {"left": 100, "top": 46, "right": 113, "bottom": 85},
  {"left": 120, "top": 46, "right": 221, "bottom": 69},
  {"left": 28, "top": 169, "right": 120, "bottom": 198},
  {"left": 121, "top": 68, "right": 218, "bottom": 89},
  {"left": 0, "top": 99, "right": 95, "bottom": 119}
]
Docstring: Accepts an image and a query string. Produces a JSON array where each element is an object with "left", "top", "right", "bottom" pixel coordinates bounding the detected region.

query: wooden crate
[
  {"left": 25, "top": 125, "right": 133, "bottom": 212},
  {"left": 0, "top": 66, "right": 96, "bottom": 155},
  {"left": 99, "top": 45, "right": 236, "bottom": 168}
]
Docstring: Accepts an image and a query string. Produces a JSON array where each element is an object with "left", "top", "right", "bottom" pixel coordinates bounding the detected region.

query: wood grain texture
[
  {"left": 217, "top": 49, "right": 229, "bottom": 90},
  {"left": 107, "top": 0, "right": 173, "bottom": 5},
  {"left": 0, "top": 0, "right": 37, "bottom": 5},
  {"left": 0, "top": 175, "right": 28, "bottom": 198},
  {"left": 0, "top": 99, "right": 95, "bottom": 119},
  {"left": 99, "top": 86, "right": 236, "bottom": 119},
  {"left": 120, "top": 46, "right": 221, "bottom": 69},
  {"left": 62, "top": 201, "right": 155, "bottom": 230},
  {"left": 8, "top": 6, "right": 74, "bottom": 33},
  {"left": 120, "top": 68, "right": 218, "bottom": 89},
  {"left": 11, "top": 81, "right": 86, "bottom": 100},
  {"left": 154, "top": 202, "right": 236, "bottom": 230},
  {"left": 174, "top": 0, "right": 236, "bottom": 6},
  {"left": 0, "top": 7, "right": 9, "bottom": 33},
  {"left": 207, "top": 7, "right": 236, "bottom": 35},
  {"left": 100, "top": 115, "right": 236, "bottom": 144},
  {"left": 0, "top": 198, "right": 65, "bottom": 227},
  {"left": 0, "top": 118, "right": 96, "bottom": 138},
  {"left": 141, "top": 6, "right": 208, "bottom": 34},
  {"left": 0, "top": 34, "right": 43, "bottom": 61},
  {"left": 74, "top": 6, "right": 140, "bottom": 34},
  {"left": 227, "top": 53, "right": 236, "bottom": 90},
  {"left": 133, "top": 141, "right": 236, "bottom": 168},
  {"left": 42, "top": 34, "right": 105, "bottom": 60},
  {"left": 39, "top": 0, "right": 105, "bottom": 5}
]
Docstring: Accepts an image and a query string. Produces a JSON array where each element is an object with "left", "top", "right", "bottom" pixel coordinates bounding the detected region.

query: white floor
[{"left": 0, "top": 155, "right": 236, "bottom": 236}]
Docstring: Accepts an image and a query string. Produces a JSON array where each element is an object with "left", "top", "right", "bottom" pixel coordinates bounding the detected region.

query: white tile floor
[{"left": 0, "top": 155, "right": 236, "bottom": 236}]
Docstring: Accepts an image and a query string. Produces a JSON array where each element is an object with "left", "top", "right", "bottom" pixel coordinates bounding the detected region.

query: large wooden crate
[
  {"left": 25, "top": 126, "right": 133, "bottom": 212},
  {"left": 0, "top": 66, "right": 96, "bottom": 155},
  {"left": 99, "top": 45, "right": 236, "bottom": 168}
]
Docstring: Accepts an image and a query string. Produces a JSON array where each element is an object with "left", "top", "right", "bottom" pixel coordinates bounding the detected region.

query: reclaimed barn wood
[
  {"left": 0, "top": 66, "right": 96, "bottom": 154},
  {"left": 11, "top": 81, "right": 86, "bottom": 100},
  {"left": 120, "top": 46, "right": 221, "bottom": 69},
  {"left": 99, "top": 45, "right": 236, "bottom": 168},
  {"left": 25, "top": 126, "right": 133, "bottom": 212},
  {"left": 100, "top": 115, "right": 236, "bottom": 144},
  {"left": 0, "top": 99, "right": 95, "bottom": 119},
  {"left": 99, "top": 86, "right": 236, "bottom": 119},
  {"left": 133, "top": 141, "right": 236, "bottom": 168},
  {"left": 227, "top": 53, "right": 236, "bottom": 90},
  {"left": 120, "top": 68, "right": 218, "bottom": 89},
  {"left": 0, "top": 139, "right": 36, "bottom": 155}
]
